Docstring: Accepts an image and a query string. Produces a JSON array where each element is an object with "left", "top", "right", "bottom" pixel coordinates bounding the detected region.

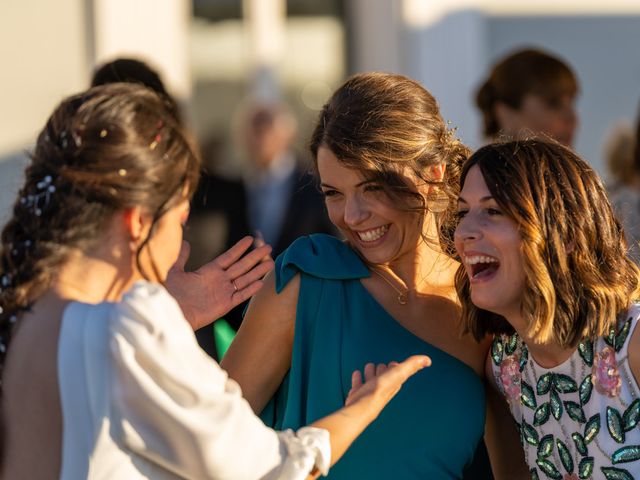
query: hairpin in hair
[
  {"left": 20, "top": 175, "right": 56, "bottom": 216},
  {"left": 149, "top": 120, "right": 164, "bottom": 150}
]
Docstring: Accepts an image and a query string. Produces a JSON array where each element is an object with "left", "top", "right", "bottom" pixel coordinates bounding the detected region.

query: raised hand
[
  {"left": 166, "top": 236, "right": 274, "bottom": 331},
  {"left": 345, "top": 355, "right": 431, "bottom": 408}
]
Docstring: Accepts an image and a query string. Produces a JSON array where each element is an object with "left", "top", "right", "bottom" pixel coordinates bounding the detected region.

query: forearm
[{"left": 309, "top": 399, "right": 377, "bottom": 468}]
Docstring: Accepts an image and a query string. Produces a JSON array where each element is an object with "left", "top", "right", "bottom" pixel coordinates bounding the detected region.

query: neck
[
  {"left": 506, "top": 311, "right": 575, "bottom": 368},
  {"left": 379, "top": 216, "right": 458, "bottom": 296},
  {"left": 51, "top": 245, "right": 141, "bottom": 304}
]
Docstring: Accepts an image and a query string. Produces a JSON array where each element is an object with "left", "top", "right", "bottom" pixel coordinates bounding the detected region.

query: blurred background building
[{"left": 2, "top": 0, "right": 640, "bottom": 227}]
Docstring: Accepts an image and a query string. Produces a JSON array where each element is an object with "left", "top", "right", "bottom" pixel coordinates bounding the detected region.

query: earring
[{"left": 426, "top": 188, "right": 449, "bottom": 214}]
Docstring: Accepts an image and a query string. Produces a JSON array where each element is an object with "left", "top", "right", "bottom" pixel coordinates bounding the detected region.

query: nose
[
  {"left": 343, "top": 194, "right": 369, "bottom": 226},
  {"left": 454, "top": 214, "right": 482, "bottom": 243}
]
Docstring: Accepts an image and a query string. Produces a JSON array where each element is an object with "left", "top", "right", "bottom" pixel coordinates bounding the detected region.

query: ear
[{"left": 123, "top": 206, "right": 147, "bottom": 243}]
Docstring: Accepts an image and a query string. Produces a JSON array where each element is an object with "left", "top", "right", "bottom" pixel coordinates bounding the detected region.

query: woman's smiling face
[
  {"left": 317, "top": 146, "right": 425, "bottom": 265},
  {"left": 454, "top": 165, "right": 526, "bottom": 320}
]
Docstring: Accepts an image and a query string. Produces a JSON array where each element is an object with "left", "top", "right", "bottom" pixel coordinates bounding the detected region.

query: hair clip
[
  {"left": 149, "top": 134, "right": 161, "bottom": 151},
  {"left": 20, "top": 175, "right": 56, "bottom": 216}
]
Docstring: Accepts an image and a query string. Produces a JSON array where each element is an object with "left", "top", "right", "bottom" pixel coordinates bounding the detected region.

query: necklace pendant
[{"left": 398, "top": 293, "right": 408, "bottom": 305}]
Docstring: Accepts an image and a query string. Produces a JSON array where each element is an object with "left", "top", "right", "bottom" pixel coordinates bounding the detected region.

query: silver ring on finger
[{"left": 232, "top": 280, "right": 239, "bottom": 292}]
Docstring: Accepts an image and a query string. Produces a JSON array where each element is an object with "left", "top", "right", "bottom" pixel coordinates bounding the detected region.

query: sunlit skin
[
  {"left": 317, "top": 145, "right": 454, "bottom": 291},
  {"left": 496, "top": 93, "right": 577, "bottom": 147},
  {"left": 454, "top": 165, "right": 526, "bottom": 324},
  {"left": 454, "top": 165, "right": 575, "bottom": 368},
  {"left": 142, "top": 198, "right": 190, "bottom": 282}
]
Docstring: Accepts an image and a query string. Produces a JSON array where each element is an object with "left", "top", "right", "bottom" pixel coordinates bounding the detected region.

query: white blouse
[{"left": 57, "top": 281, "right": 330, "bottom": 479}]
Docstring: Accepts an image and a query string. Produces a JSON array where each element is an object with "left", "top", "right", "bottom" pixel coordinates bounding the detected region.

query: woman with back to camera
[
  {"left": 0, "top": 83, "right": 430, "bottom": 479},
  {"left": 222, "top": 72, "right": 528, "bottom": 479},
  {"left": 476, "top": 48, "right": 579, "bottom": 147},
  {"left": 455, "top": 139, "right": 640, "bottom": 478}
]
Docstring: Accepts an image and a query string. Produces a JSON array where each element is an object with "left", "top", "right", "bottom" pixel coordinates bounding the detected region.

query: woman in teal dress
[{"left": 222, "top": 73, "right": 527, "bottom": 479}]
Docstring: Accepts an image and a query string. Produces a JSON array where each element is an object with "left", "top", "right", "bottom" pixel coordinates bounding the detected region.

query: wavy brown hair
[
  {"left": 476, "top": 49, "right": 578, "bottom": 137},
  {"left": 456, "top": 140, "right": 640, "bottom": 347},
  {"left": 310, "top": 72, "right": 469, "bottom": 252},
  {"left": 0, "top": 83, "right": 200, "bottom": 375}
]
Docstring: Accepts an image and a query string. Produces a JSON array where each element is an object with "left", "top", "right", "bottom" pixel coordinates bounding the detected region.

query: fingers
[
  {"left": 383, "top": 355, "right": 431, "bottom": 385},
  {"left": 172, "top": 241, "right": 191, "bottom": 271},
  {"left": 364, "top": 363, "right": 376, "bottom": 382},
  {"left": 225, "top": 244, "right": 273, "bottom": 279},
  {"left": 231, "top": 259, "right": 274, "bottom": 291},
  {"left": 213, "top": 236, "right": 255, "bottom": 270},
  {"left": 351, "top": 370, "right": 363, "bottom": 391},
  {"left": 253, "top": 231, "right": 265, "bottom": 248},
  {"left": 230, "top": 279, "right": 265, "bottom": 307}
]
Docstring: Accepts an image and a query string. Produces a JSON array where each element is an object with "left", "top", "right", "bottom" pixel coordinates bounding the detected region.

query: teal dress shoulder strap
[
  {"left": 262, "top": 234, "right": 369, "bottom": 429},
  {"left": 274, "top": 234, "right": 369, "bottom": 292}
]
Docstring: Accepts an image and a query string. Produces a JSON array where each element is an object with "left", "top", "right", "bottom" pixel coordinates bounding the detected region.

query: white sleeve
[{"left": 108, "top": 282, "right": 330, "bottom": 480}]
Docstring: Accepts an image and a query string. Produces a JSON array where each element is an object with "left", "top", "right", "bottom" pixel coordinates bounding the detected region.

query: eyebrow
[
  {"left": 457, "top": 195, "right": 494, "bottom": 204},
  {"left": 320, "top": 179, "right": 378, "bottom": 189}
]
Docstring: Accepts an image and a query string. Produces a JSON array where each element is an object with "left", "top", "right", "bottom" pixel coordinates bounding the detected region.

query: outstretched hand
[
  {"left": 345, "top": 355, "right": 431, "bottom": 408},
  {"left": 166, "top": 236, "right": 274, "bottom": 331}
]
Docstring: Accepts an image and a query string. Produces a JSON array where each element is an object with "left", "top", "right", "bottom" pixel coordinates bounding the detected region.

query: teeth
[
  {"left": 357, "top": 225, "right": 389, "bottom": 242},
  {"left": 465, "top": 255, "right": 497, "bottom": 265}
]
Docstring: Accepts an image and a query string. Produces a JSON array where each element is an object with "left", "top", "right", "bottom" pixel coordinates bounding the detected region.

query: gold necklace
[{"left": 371, "top": 268, "right": 409, "bottom": 305}]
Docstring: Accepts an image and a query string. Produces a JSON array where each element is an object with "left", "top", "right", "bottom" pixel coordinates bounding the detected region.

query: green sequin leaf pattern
[
  {"left": 554, "top": 374, "right": 578, "bottom": 393},
  {"left": 521, "top": 380, "right": 537, "bottom": 409},
  {"left": 565, "top": 401, "right": 587, "bottom": 424},
  {"left": 622, "top": 398, "right": 640, "bottom": 432},
  {"left": 537, "top": 373, "right": 553, "bottom": 395},
  {"left": 530, "top": 467, "right": 539, "bottom": 480},
  {"left": 519, "top": 346, "right": 528, "bottom": 372},
  {"left": 492, "top": 338, "right": 503, "bottom": 366},
  {"left": 578, "top": 456, "right": 594, "bottom": 479},
  {"left": 557, "top": 439, "right": 574, "bottom": 473},
  {"left": 601, "top": 466, "right": 635, "bottom": 480},
  {"left": 578, "top": 341, "right": 594, "bottom": 367},
  {"left": 537, "top": 434, "right": 554, "bottom": 458},
  {"left": 505, "top": 334, "right": 518, "bottom": 355},
  {"left": 536, "top": 458, "right": 562, "bottom": 479},
  {"left": 607, "top": 406, "right": 625, "bottom": 443},
  {"left": 611, "top": 445, "right": 640, "bottom": 464},
  {"left": 605, "top": 327, "right": 616, "bottom": 349},
  {"left": 550, "top": 389, "right": 563, "bottom": 420},
  {"left": 522, "top": 419, "right": 540, "bottom": 446},
  {"left": 572, "top": 432, "right": 588, "bottom": 456},
  {"left": 534, "top": 403, "right": 551, "bottom": 426},
  {"left": 579, "top": 374, "right": 593, "bottom": 406},
  {"left": 584, "top": 414, "right": 601, "bottom": 444},
  {"left": 615, "top": 318, "right": 632, "bottom": 353}
]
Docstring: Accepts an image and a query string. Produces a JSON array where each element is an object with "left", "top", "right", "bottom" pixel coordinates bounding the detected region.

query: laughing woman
[
  {"left": 0, "top": 83, "right": 430, "bottom": 480},
  {"left": 222, "top": 72, "right": 527, "bottom": 479},
  {"left": 455, "top": 140, "right": 640, "bottom": 479}
]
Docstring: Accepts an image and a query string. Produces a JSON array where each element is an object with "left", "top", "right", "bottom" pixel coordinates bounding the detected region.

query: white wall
[
  {"left": 347, "top": 0, "right": 640, "bottom": 177},
  {"left": 0, "top": 0, "right": 89, "bottom": 225},
  {"left": 487, "top": 15, "right": 640, "bottom": 175}
]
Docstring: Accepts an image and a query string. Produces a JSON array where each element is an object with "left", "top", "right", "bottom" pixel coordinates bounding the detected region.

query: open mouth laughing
[{"left": 464, "top": 254, "right": 500, "bottom": 280}]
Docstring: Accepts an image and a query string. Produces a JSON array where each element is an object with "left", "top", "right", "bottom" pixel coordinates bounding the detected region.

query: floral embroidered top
[{"left": 491, "top": 304, "right": 640, "bottom": 480}]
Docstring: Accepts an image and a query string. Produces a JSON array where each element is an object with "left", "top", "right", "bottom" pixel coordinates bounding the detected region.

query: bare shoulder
[
  {"left": 2, "top": 296, "right": 69, "bottom": 479},
  {"left": 220, "top": 270, "right": 300, "bottom": 412}
]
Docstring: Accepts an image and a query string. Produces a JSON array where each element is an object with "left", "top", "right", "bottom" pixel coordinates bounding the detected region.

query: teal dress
[{"left": 260, "top": 234, "right": 487, "bottom": 479}]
